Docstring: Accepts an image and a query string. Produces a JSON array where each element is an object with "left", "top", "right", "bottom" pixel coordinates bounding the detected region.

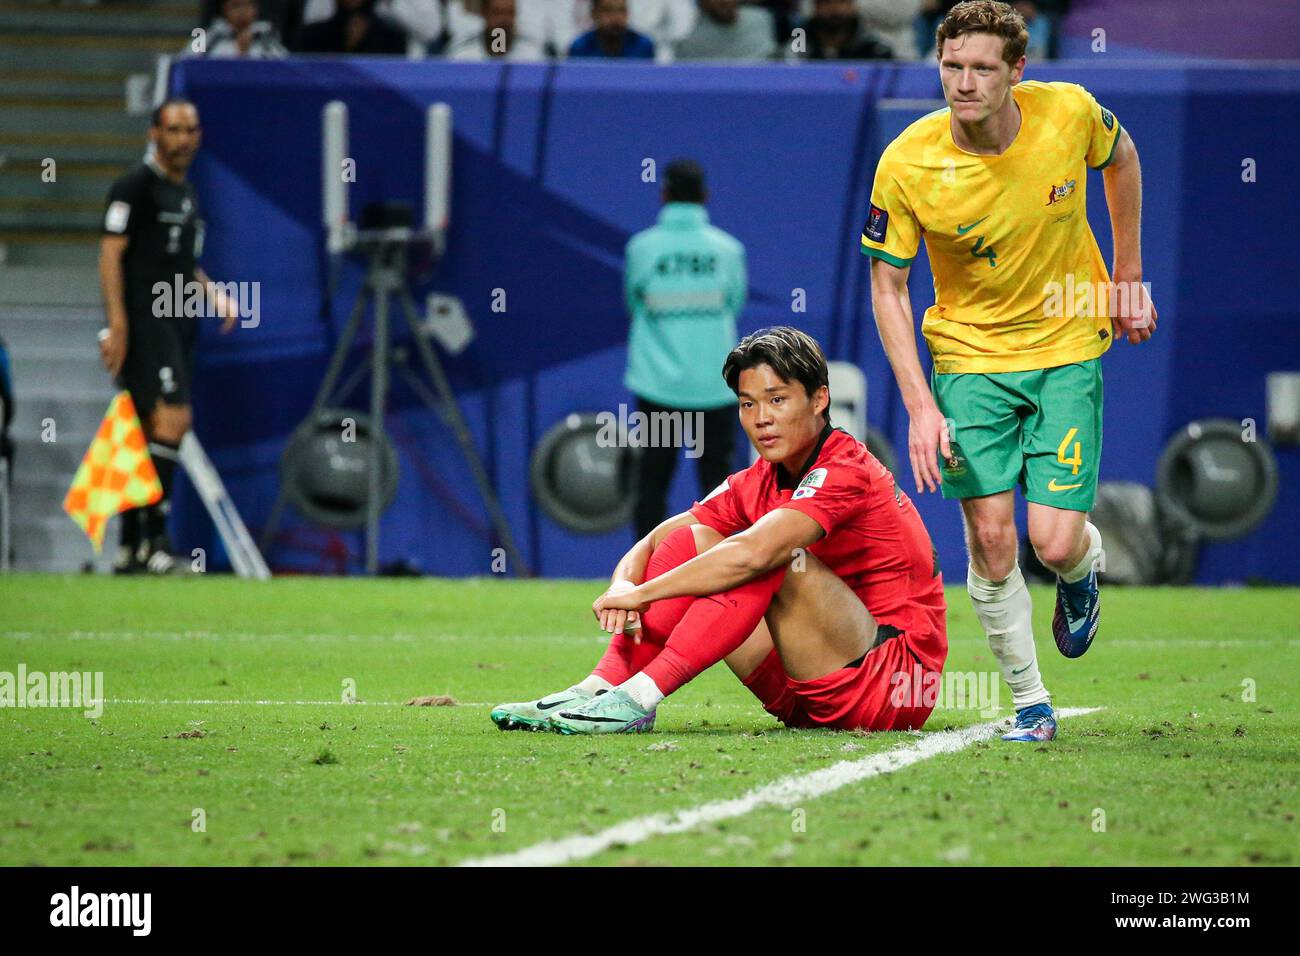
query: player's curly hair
[
  {"left": 935, "top": 0, "right": 1028, "bottom": 67},
  {"left": 722, "top": 326, "right": 831, "bottom": 425}
]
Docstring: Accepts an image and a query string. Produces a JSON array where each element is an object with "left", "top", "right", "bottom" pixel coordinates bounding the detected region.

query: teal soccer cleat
[
  {"left": 548, "top": 688, "right": 656, "bottom": 735},
  {"left": 490, "top": 685, "right": 593, "bottom": 732}
]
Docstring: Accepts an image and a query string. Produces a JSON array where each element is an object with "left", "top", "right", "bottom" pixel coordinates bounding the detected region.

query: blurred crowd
[{"left": 188, "top": 0, "right": 1070, "bottom": 63}]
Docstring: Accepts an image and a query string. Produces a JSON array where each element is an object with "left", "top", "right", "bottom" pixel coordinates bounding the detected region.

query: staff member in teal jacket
[{"left": 623, "top": 159, "right": 747, "bottom": 538}]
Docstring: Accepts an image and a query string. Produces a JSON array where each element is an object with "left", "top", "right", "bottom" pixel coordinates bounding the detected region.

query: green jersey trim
[
  {"left": 1093, "top": 123, "right": 1123, "bottom": 170},
  {"left": 859, "top": 244, "right": 914, "bottom": 268}
]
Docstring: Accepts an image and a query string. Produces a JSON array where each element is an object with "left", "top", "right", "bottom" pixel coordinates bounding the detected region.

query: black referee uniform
[{"left": 102, "top": 156, "right": 204, "bottom": 567}]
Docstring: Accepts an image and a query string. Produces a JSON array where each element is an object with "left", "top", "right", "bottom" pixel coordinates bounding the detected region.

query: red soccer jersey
[{"left": 689, "top": 425, "right": 946, "bottom": 638}]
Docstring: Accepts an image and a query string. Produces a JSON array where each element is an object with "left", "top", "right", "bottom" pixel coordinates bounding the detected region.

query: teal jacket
[{"left": 623, "top": 202, "right": 746, "bottom": 409}]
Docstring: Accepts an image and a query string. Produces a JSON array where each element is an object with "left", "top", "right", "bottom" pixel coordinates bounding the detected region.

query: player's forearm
[
  {"left": 612, "top": 536, "right": 655, "bottom": 587},
  {"left": 637, "top": 535, "right": 770, "bottom": 604},
  {"left": 98, "top": 253, "right": 128, "bottom": 329},
  {"left": 872, "top": 284, "right": 933, "bottom": 413},
  {"left": 1103, "top": 134, "right": 1143, "bottom": 273}
]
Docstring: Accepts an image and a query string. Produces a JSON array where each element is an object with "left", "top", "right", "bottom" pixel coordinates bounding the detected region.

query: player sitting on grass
[{"left": 492, "top": 326, "right": 948, "bottom": 735}]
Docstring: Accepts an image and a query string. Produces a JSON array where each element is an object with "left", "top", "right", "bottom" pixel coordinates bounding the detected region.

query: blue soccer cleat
[
  {"left": 1053, "top": 568, "right": 1100, "bottom": 658},
  {"left": 1001, "top": 702, "right": 1058, "bottom": 742}
]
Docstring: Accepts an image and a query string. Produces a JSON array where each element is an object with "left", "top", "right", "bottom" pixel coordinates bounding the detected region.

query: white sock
[
  {"left": 968, "top": 564, "right": 1050, "bottom": 711},
  {"left": 576, "top": 675, "right": 613, "bottom": 695},
  {"left": 1060, "top": 521, "right": 1103, "bottom": 584},
  {"left": 619, "top": 672, "right": 664, "bottom": 711}
]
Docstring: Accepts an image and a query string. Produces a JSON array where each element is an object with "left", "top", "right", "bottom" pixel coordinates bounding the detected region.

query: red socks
[
  {"left": 591, "top": 526, "right": 698, "bottom": 685},
  {"left": 642, "top": 564, "right": 786, "bottom": 697},
  {"left": 592, "top": 525, "right": 787, "bottom": 697}
]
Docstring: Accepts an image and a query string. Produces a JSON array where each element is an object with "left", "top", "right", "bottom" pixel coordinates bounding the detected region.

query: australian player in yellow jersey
[{"left": 862, "top": 0, "right": 1157, "bottom": 742}]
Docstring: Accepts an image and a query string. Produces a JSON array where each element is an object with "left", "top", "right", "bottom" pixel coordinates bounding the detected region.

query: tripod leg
[
  {"left": 312, "top": 286, "right": 369, "bottom": 411},
  {"left": 259, "top": 286, "right": 371, "bottom": 555},
  {"left": 257, "top": 493, "right": 289, "bottom": 556},
  {"left": 397, "top": 291, "right": 532, "bottom": 577},
  {"left": 367, "top": 282, "right": 390, "bottom": 576}
]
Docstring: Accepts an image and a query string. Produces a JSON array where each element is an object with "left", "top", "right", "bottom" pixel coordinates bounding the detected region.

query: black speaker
[
  {"left": 280, "top": 409, "right": 399, "bottom": 530},
  {"left": 530, "top": 413, "right": 635, "bottom": 534},
  {"left": 1156, "top": 418, "right": 1278, "bottom": 540}
]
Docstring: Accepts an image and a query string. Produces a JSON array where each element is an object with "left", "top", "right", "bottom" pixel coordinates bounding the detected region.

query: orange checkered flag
[{"left": 62, "top": 391, "right": 162, "bottom": 552}]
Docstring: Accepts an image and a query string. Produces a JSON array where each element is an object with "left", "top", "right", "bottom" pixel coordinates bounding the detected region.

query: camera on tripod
[{"left": 260, "top": 101, "right": 526, "bottom": 576}]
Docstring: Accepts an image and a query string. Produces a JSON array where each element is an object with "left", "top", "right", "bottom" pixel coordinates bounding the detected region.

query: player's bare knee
[
  {"left": 149, "top": 404, "right": 190, "bottom": 444},
  {"left": 968, "top": 521, "right": 1016, "bottom": 569},
  {"left": 1031, "top": 534, "right": 1076, "bottom": 572},
  {"left": 155, "top": 421, "right": 188, "bottom": 444}
]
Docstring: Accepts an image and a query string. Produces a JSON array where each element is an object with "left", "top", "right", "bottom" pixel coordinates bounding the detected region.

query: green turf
[{"left": 0, "top": 575, "right": 1296, "bottom": 866}]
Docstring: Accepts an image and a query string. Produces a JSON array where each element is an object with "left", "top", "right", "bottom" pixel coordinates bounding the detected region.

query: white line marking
[
  {"left": 101, "top": 699, "right": 900, "bottom": 711},
  {"left": 2, "top": 631, "right": 424, "bottom": 642},
  {"left": 459, "top": 706, "right": 1103, "bottom": 867},
  {"left": 953, "top": 639, "right": 1300, "bottom": 649},
  {"left": 99, "top": 699, "right": 749, "bottom": 709},
  {"left": 1082, "top": 640, "right": 1300, "bottom": 649},
  {"left": 103, "top": 698, "right": 490, "bottom": 707},
  {"left": 7, "top": 632, "right": 1295, "bottom": 648},
  {"left": 0, "top": 630, "right": 599, "bottom": 643}
]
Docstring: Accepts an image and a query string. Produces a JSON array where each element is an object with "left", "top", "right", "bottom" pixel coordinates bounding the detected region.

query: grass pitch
[{"left": 0, "top": 575, "right": 1296, "bottom": 867}]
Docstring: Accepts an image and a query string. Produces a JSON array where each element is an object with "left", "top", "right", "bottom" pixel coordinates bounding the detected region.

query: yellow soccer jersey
[{"left": 860, "top": 80, "right": 1123, "bottom": 374}]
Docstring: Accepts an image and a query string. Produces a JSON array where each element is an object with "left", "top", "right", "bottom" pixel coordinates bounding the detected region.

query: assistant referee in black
[{"left": 98, "top": 98, "right": 237, "bottom": 574}]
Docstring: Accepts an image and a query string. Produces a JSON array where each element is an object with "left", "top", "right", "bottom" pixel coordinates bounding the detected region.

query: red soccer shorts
[{"left": 741, "top": 620, "right": 948, "bottom": 732}]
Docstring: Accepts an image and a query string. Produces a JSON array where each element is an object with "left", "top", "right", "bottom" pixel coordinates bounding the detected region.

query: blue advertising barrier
[{"left": 168, "top": 58, "right": 1300, "bottom": 584}]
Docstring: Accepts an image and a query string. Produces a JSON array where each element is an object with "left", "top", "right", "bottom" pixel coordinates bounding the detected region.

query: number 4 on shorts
[{"left": 1057, "top": 427, "right": 1082, "bottom": 476}]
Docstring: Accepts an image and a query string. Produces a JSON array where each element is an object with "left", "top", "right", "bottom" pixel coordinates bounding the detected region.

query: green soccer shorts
[{"left": 931, "top": 359, "right": 1103, "bottom": 512}]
